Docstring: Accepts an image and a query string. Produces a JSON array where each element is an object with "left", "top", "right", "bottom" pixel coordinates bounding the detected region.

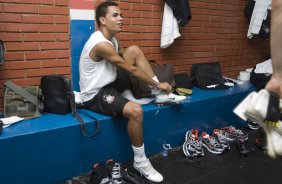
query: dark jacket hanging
[{"left": 164, "top": 0, "right": 192, "bottom": 27}]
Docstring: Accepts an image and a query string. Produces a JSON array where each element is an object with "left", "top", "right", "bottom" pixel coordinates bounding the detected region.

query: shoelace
[
  {"left": 221, "top": 130, "right": 236, "bottom": 138},
  {"left": 205, "top": 136, "right": 221, "bottom": 148},
  {"left": 222, "top": 127, "right": 242, "bottom": 139},
  {"left": 229, "top": 126, "right": 248, "bottom": 139},
  {"left": 194, "top": 139, "right": 202, "bottom": 151},
  {"left": 215, "top": 134, "right": 226, "bottom": 143},
  {"left": 214, "top": 131, "right": 228, "bottom": 143},
  {"left": 188, "top": 130, "right": 202, "bottom": 149}
]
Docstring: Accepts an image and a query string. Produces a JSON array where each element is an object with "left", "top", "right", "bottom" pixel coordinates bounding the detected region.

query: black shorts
[{"left": 83, "top": 68, "right": 130, "bottom": 117}]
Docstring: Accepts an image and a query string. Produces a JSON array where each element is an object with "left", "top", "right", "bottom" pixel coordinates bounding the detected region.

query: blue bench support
[{"left": 0, "top": 83, "right": 255, "bottom": 184}]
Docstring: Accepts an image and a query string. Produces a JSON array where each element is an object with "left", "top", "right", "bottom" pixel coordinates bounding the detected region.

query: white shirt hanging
[
  {"left": 160, "top": 3, "right": 181, "bottom": 48},
  {"left": 247, "top": 0, "right": 272, "bottom": 39}
]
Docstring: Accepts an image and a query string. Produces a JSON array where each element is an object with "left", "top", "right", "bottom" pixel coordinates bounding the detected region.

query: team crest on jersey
[{"left": 103, "top": 95, "right": 115, "bottom": 104}]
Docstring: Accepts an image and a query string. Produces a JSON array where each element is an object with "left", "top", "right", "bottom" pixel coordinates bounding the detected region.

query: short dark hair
[{"left": 95, "top": 1, "right": 118, "bottom": 27}]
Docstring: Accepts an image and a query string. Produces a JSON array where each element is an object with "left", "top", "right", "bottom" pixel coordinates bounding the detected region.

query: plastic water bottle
[{"left": 161, "top": 144, "right": 172, "bottom": 157}]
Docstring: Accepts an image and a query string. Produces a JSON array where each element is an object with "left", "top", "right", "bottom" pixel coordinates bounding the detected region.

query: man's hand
[{"left": 156, "top": 82, "right": 172, "bottom": 93}]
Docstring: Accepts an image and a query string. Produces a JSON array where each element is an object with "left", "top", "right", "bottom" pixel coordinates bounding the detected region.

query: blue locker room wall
[{"left": 70, "top": 20, "right": 95, "bottom": 91}]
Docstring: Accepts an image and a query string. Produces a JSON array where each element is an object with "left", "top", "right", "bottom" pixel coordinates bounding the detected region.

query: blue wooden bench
[{"left": 0, "top": 82, "right": 255, "bottom": 184}]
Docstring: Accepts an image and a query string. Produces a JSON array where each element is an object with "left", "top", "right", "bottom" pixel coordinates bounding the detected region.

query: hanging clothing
[
  {"left": 164, "top": 0, "right": 192, "bottom": 27},
  {"left": 160, "top": 3, "right": 181, "bottom": 48},
  {"left": 247, "top": 0, "right": 271, "bottom": 39}
]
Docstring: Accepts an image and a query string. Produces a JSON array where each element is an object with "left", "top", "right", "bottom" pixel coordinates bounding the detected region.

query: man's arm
[
  {"left": 91, "top": 41, "right": 161, "bottom": 88},
  {"left": 116, "top": 39, "right": 124, "bottom": 56}
]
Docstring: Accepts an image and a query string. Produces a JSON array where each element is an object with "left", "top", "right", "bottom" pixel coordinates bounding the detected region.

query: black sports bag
[{"left": 40, "top": 75, "right": 99, "bottom": 138}]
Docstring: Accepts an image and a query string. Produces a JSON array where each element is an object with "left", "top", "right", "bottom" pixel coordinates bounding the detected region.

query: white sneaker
[
  {"left": 133, "top": 159, "right": 163, "bottom": 183},
  {"left": 155, "top": 92, "right": 186, "bottom": 104},
  {"left": 233, "top": 89, "right": 282, "bottom": 158}
]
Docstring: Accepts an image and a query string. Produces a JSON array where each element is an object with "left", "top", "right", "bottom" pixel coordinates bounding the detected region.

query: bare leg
[
  {"left": 122, "top": 101, "right": 144, "bottom": 147},
  {"left": 122, "top": 90, "right": 164, "bottom": 182},
  {"left": 122, "top": 45, "right": 155, "bottom": 78},
  {"left": 265, "top": 0, "right": 282, "bottom": 98},
  {"left": 122, "top": 45, "right": 187, "bottom": 104}
]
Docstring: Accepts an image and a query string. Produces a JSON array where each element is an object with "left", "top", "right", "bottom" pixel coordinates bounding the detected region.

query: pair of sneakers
[
  {"left": 154, "top": 92, "right": 186, "bottom": 104},
  {"left": 182, "top": 129, "right": 204, "bottom": 157},
  {"left": 133, "top": 159, "right": 163, "bottom": 183},
  {"left": 234, "top": 89, "right": 282, "bottom": 158}
]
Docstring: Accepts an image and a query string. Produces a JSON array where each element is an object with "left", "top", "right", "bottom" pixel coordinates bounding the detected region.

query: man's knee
[
  {"left": 123, "top": 102, "right": 143, "bottom": 119},
  {"left": 125, "top": 45, "right": 141, "bottom": 56}
]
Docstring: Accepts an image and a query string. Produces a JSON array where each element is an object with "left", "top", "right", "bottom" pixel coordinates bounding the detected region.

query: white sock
[
  {"left": 150, "top": 76, "right": 161, "bottom": 95},
  {"left": 132, "top": 144, "right": 148, "bottom": 164},
  {"left": 152, "top": 76, "right": 159, "bottom": 83}
]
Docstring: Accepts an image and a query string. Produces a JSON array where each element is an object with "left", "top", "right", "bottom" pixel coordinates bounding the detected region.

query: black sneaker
[{"left": 90, "top": 163, "right": 111, "bottom": 184}]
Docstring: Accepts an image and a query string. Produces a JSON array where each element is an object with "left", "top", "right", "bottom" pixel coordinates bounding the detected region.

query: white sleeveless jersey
[{"left": 79, "top": 31, "right": 119, "bottom": 102}]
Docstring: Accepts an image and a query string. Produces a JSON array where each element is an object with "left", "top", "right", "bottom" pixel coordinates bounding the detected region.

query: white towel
[
  {"left": 254, "top": 59, "right": 273, "bottom": 74},
  {"left": 160, "top": 3, "right": 181, "bottom": 48},
  {"left": 121, "top": 90, "right": 154, "bottom": 105},
  {"left": 247, "top": 0, "right": 272, "bottom": 39},
  {"left": 1, "top": 116, "right": 24, "bottom": 128}
]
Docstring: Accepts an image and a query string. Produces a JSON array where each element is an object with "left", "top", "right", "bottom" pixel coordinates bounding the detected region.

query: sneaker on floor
[
  {"left": 201, "top": 132, "right": 224, "bottom": 154},
  {"left": 233, "top": 89, "right": 282, "bottom": 158},
  {"left": 183, "top": 129, "right": 204, "bottom": 157},
  {"left": 219, "top": 127, "right": 237, "bottom": 141},
  {"left": 133, "top": 159, "right": 163, "bottom": 183},
  {"left": 154, "top": 92, "right": 186, "bottom": 104},
  {"left": 221, "top": 126, "right": 248, "bottom": 141},
  {"left": 213, "top": 129, "right": 230, "bottom": 150}
]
